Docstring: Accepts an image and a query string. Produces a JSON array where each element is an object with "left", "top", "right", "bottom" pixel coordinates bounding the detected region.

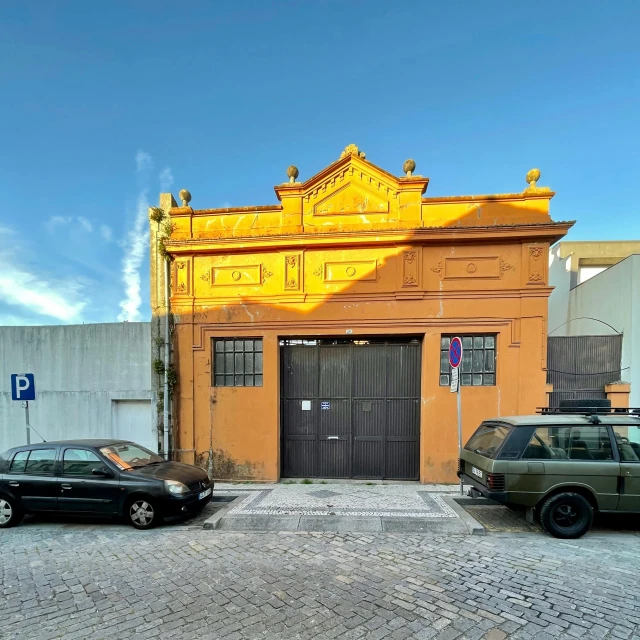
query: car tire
[
  {"left": 540, "top": 492, "right": 593, "bottom": 539},
  {"left": 126, "top": 497, "right": 159, "bottom": 530},
  {"left": 0, "top": 496, "right": 24, "bottom": 529}
]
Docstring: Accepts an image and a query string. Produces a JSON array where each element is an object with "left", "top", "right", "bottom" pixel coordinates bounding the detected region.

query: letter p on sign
[{"left": 11, "top": 374, "right": 35, "bottom": 401}]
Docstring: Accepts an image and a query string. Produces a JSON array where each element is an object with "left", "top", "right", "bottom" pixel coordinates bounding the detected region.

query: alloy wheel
[
  {"left": 0, "top": 499, "right": 13, "bottom": 525},
  {"left": 130, "top": 501, "right": 154, "bottom": 526},
  {"left": 553, "top": 503, "right": 579, "bottom": 527}
]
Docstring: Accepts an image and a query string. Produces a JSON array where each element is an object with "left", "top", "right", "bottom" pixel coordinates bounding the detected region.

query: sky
[{"left": 0, "top": 1, "right": 638, "bottom": 327}]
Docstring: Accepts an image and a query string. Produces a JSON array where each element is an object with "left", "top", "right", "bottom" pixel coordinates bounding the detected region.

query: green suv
[{"left": 458, "top": 411, "right": 640, "bottom": 538}]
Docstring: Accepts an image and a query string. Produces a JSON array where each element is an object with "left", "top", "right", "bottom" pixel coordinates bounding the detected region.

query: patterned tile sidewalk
[{"left": 215, "top": 483, "right": 462, "bottom": 518}]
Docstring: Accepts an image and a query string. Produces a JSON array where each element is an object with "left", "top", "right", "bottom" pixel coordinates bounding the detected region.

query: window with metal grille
[
  {"left": 439, "top": 335, "right": 496, "bottom": 386},
  {"left": 213, "top": 338, "right": 263, "bottom": 387}
]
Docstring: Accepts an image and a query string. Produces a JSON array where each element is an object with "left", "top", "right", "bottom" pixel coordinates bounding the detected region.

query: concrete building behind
[
  {"left": 0, "top": 322, "right": 155, "bottom": 453},
  {"left": 548, "top": 241, "right": 640, "bottom": 406}
]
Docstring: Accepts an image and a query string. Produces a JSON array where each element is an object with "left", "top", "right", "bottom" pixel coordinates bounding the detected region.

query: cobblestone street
[{"left": 1, "top": 519, "right": 640, "bottom": 640}]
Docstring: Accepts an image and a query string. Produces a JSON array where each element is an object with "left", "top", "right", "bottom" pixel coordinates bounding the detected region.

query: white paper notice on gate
[
  {"left": 301, "top": 400, "right": 311, "bottom": 411},
  {"left": 450, "top": 367, "right": 459, "bottom": 393}
]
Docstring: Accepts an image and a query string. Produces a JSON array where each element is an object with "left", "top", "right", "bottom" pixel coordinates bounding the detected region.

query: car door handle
[
  {"left": 8, "top": 481, "right": 19, "bottom": 487},
  {"left": 61, "top": 484, "right": 72, "bottom": 490}
]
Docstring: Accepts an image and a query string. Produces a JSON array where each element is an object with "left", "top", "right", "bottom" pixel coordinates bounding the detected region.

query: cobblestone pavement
[
  {"left": 2, "top": 521, "right": 640, "bottom": 640},
  {"left": 223, "top": 484, "right": 458, "bottom": 518}
]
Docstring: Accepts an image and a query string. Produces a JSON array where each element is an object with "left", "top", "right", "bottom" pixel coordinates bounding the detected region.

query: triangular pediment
[
  {"left": 312, "top": 180, "right": 390, "bottom": 216},
  {"left": 273, "top": 146, "right": 429, "bottom": 225}
]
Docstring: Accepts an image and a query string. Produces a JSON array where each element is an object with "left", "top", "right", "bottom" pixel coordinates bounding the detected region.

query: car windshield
[
  {"left": 465, "top": 423, "right": 512, "bottom": 458},
  {"left": 99, "top": 444, "right": 164, "bottom": 470}
]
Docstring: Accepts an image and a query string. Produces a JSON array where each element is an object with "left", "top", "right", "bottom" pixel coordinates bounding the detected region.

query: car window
[
  {"left": 99, "top": 443, "right": 163, "bottom": 470},
  {"left": 612, "top": 426, "right": 640, "bottom": 462},
  {"left": 24, "top": 449, "right": 57, "bottom": 475},
  {"left": 63, "top": 449, "right": 104, "bottom": 476},
  {"left": 465, "top": 423, "right": 512, "bottom": 458},
  {"left": 523, "top": 426, "right": 613, "bottom": 461},
  {"left": 9, "top": 451, "right": 30, "bottom": 474}
]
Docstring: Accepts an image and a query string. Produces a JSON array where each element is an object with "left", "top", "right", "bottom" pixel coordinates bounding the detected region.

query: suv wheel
[
  {"left": 540, "top": 492, "right": 593, "bottom": 539},
  {"left": 127, "top": 498, "right": 158, "bottom": 530},
  {"left": 0, "top": 496, "right": 23, "bottom": 529}
]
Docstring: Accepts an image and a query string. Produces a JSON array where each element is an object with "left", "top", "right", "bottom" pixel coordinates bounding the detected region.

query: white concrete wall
[
  {"left": 0, "top": 323, "right": 154, "bottom": 452},
  {"left": 548, "top": 245, "right": 573, "bottom": 336},
  {"left": 558, "top": 256, "right": 638, "bottom": 405}
]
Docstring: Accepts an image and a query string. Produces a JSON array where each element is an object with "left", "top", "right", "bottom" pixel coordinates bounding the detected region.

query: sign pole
[
  {"left": 11, "top": 374, "right": 36, "bottom": 445},
  {"left": 25, "top": 401, "right": 31, "bottom": 445},
  {"left": 448, "top": 337, "right": 464, "bottom": 497},
  {"left": 457, "top": 386, "right": 462, "bottom": 495}
]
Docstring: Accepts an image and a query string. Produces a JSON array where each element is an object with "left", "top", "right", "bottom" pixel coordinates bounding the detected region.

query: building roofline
[{"left": 165, "top": 221, "right": 574, "bottom": 255}]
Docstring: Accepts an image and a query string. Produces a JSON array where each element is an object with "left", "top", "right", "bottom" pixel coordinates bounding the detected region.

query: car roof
[
  {"left": 11, "top": 439, "right": 132, "bottom": 449},
  {"left": 486, "top": 415, "right": 640, "bottom": 427}
]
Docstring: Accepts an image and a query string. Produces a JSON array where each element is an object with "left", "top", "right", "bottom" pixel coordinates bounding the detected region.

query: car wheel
[
  {"left": 540, "top": 492, "right": 593, "bottom": 539},
  {"left": 127, "top": 498, "right": 159, "bottom": 530},
  {"left": 0, "top": 496, "right": 23, "bottom": 529}
]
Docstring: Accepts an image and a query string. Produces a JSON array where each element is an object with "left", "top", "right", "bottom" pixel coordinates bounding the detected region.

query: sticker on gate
[{"left": 321, "top": 401, "right": 330, "bottom": 410}]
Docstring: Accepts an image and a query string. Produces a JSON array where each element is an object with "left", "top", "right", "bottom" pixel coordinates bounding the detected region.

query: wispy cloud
[
  {"left": 117, "top": 150, "right": 153, "bottom": 322},
  {"left": 135, "top": 150, "right": 153, "bottom": 173},
  {"left": 0, "top": 245, "right": 87, "bottom": 323},
  {"left": 159, "top": 166, "right": 174, "bottom": 191},
  {"left": 47, "top": 216, "right": 93, "bottom": 234},
  {"left": 47, "top": 216, "right": 72, "bottom": 232},
  {"left": 100, "top": 224, "right": 113, "bottom": 242},
  {"left": 77, "top": 217, "right": 93, "bottom": 232},
  {"left": 117, "top": 192, "right": 149, "bottom": 322}
]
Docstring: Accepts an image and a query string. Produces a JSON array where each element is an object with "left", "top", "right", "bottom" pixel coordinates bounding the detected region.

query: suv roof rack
[{"left": 538, "top": 407, "right": 640, "bottom": 416}]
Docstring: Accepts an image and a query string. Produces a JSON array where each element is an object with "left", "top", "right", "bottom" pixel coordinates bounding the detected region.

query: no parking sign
[{"left": 448, "top": 337, "right": 462, "bottom": 393}]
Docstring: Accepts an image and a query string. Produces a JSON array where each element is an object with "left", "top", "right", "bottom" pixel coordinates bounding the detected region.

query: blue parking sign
[{"left": 11, "top": 374, "right": 36, "bottom": 401}]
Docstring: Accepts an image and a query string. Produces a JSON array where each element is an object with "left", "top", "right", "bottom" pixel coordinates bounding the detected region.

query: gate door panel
[
  {"left": 281, "top": 338, "right": 420, "bottom": 480},
  {"left": 282, "top": 345, "right": 319, "bottom": 478}
]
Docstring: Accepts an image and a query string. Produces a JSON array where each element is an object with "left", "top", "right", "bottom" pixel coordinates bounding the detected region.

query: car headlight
[{"left": 164, "top": 480, "right": 188, "bottom": 495}]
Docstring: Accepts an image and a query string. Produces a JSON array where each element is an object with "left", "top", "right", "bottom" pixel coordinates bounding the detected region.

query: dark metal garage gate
[{"left": 281, "top": 338, "right": 421, "bottom": 480}]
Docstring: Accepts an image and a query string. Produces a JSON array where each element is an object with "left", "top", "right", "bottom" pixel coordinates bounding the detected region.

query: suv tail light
[
  {"left": 487, "top": 473, "right": 506, "bottom": 491},
  {"left": 457, "top": 458, "right": 463, "bottom": 475}
]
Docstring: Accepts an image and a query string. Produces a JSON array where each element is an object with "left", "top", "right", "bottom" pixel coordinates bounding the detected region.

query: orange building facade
[{"left": 155, "top": 145, "right": 571, "bottom": 483}]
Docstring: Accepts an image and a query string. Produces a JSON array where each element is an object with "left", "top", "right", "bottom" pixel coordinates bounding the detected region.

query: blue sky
[{"left": 0, "top": 1, "right": 638, "bottom": 326}]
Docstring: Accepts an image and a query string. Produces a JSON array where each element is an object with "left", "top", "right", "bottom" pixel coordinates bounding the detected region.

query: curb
[
  {"left": 202, "top": 495, "right": 246, "bottom": 530},
  {"left": 441, "top": 495, "right": 485, "bottom": 536}
]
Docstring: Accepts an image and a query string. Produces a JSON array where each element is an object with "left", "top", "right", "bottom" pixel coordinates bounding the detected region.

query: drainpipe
[{"left": 163, "top": 257, "right": 171, "bottom": 459}]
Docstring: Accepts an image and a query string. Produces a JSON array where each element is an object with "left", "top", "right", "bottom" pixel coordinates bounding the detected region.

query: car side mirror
[{"left": 92, "top": 468, "right": 111, "bottom": 477}]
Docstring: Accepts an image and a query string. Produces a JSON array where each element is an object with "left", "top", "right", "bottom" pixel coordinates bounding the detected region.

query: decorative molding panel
[
  {"left": 210, "top": 265, "right": 262, "bottom": 286},
  {"left": 283, "top": 253, "right": 301, "bottom": 290},
  {"left": 323, "top": 260, "right": 378, "bottom": 283},
  {"left": 443, "top": 257, "right": 501, "bottom": 280},
  {"left": 401, "top": 250, "right": 420, "bottom": 288},
  {"left": 313, "top": 183, "right": 390, "bottom": 216},
  {"left": 174, "top": 260, "right": 191, "bottom": 295},
  {"left": 430, "top": 256, "right": 516, "bottom": 280},
  {"left": 527, "top": 244, "right": 546, "bottom": 285}
]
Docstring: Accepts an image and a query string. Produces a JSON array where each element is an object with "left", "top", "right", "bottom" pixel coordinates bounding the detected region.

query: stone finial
[
  {"left": 403, "top": 159, "right": 416, "bottom": 177},
  {"left": 179, "top": 189, "right": 192, "bottom": 207},
  {"left": 525, "top": 169, "right": 541, "bottom": 190},
  {"left": 287, "top": 165, "right": 299, "bottom": 183},
  {"left": 340, "top": 144, "right": 366, "bottom": 159}
]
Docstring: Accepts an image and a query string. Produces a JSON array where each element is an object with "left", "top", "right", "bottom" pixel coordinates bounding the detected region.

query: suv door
[
  {"left": 611, "top": 425, "right": 640, "bottom": 512},
  {"left": 518, "top": 425, "right": 619, "bottom": 510},
  {"left": 58, "top": 448, "right": 120, "bottom": 514},
  {"left": 6, "top": 448, "right": 59, "bottom": 511}
]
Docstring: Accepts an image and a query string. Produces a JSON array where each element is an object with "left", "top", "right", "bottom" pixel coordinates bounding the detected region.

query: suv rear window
[{"left": 465, "top": 423, "right": 512, "bottom": 458}]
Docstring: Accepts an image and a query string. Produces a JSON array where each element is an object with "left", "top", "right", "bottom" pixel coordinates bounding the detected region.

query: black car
[{"left": 0, "top": 440, "right": 213, "bottom": 530}]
